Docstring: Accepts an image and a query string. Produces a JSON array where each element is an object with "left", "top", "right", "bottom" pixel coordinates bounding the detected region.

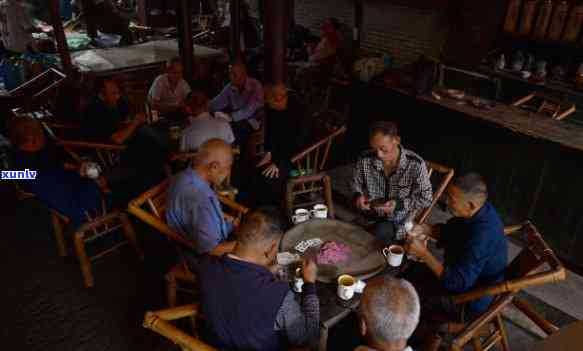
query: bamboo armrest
[
  {"left": 74, "top": 210, "right": 122, "bottom": 233},
  {"left": 287, "top": 172, "right": 328, "bottom": 186},
  {"left": 426, "top": 161, "right": 454, "bottom": 175},
  {"left": 450, "top": 294, "right": 515, "bottom": 351},
  {"left": 504, "top": 221, "right": 531, "bottom": 235},
  {"left": 57, "top": 140, "right": 127, "bottom": 151},
  {"left": 290, "top": 126, "right": 347, "bottom": 164},
  {"left": 146, "top": 304, "right": 199, "bottom": 321},
  {"left": 217, "top": 195, "right": 249, "bottom": 215}
]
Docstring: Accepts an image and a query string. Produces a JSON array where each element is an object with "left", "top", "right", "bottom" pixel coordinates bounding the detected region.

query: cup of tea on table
[
  {"left": 292, "top": 209, "right": 310, "bottom": 224},
  {"left": 337, "top": 274, "right": 356, "bottom": 300},
  {"left": 382, "top": 245, "right": 404, "bottom": 267},
  {"left": 311, "top": 204, "right": 328, "bottom": 219}
]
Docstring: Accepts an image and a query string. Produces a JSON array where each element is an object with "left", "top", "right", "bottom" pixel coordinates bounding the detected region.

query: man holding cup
[
  {"left": 195, "top": 208, "right": 320, "bottom": 350},
  {"left": 352, "top": 121, "right": 433, "bottom": 244},
  {"left": 404, "top": 173, "right": 507, "bottom": 322}
]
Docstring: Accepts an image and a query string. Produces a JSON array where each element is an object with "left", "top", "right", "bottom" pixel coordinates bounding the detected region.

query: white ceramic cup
[
  {"left": 292, "top": 267, "right": 304, "bottom": 293},
  {"left": 311, "top": 204, "right": 328, "bottom": 219},
  {"left": 337, "top": 274, "right": 356, "bottom": 300},
  {"left": 382, "top": 245, "right": 405, "bottom": 267},
  {"left": 85, "top": 162, "right": 101, "bottom": 179},
  {"left": 292, "top": 209, "right": 311, "bottom": 224}
]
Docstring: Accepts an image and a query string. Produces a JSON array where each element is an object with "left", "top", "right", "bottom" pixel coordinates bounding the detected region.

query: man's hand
[
  {"left": 405, "top": 237, "right": 430, "bottom": 261},
  {"left": 262, "top": 164, "right": 280, "bottom": 179},
  {"left": 409, "top": 223, "right": 431, "bottom": 238},
  {"left": 256, "top": 151, "right": 272, "bottom": 168},
  {"left": 355, "top": 195, "right": 371, "bottom": 211},
  {"left": 302, "top": 257, "right": 318, "bottom": 284},
  {"left": 378, "top": 199, "right": 397, "bottom": 216}
]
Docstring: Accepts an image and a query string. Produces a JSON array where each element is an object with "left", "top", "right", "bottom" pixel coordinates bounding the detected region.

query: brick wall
[{"left": 295, "top": 0, "right": 450, "bottom": 67}]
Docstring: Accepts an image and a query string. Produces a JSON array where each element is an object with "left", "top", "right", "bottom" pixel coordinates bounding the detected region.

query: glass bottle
[
  {"left": 533, "top": 0, "right": 553, "bottom": 39},
  {"left": 563, "top": 2, "right": 583, "bottom": 42},
  {"left": 520, "top": 0, "right": 540, "bottom": 35},
  {"left": 504, "top": 0, "right": 523, "bottom": 33},
  {"left": 547, "top": 1, "right": 570, "bottom": 41}
]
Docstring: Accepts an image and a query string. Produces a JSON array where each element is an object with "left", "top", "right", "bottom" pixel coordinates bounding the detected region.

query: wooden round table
[
  {"left": 281, "top": 219, "right": 386, "bottom": 283},
  {"left": 532, "top": 321, "right": 583, "bottom": 351}
]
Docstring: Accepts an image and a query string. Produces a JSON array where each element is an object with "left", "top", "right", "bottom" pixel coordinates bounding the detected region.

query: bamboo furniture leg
[
  {"left": 166, "top": 268, "right": 179, "bottom": 307},
  {"left": 120, "top": 212, "right": 144, "bottom": 259},
  {"left": 74, "top": 230, "right": 95, "bottom": 288},
  {"left": 50, "top": 209, "right": 68, "bottom": 257}
]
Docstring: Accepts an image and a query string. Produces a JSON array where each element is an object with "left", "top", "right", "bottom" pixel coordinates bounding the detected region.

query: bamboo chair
[
  {"left": 49, "top": 205, "right": 142, "bottom": 288},
  {"left": 127, "top": 179, "right": 249, "bottom": 306},
  {"left": 430, "top": 221, "right": 565, "bottom": 351},
  {"left": 285, "top": 126, "right": 347, "bottom": 216},
  {"left": 416, "top": 161, "right": 455, "bottom": 224},
  {"left": 143, "top": 304, "right": 217, "bottom": 351},
  {"left": 57, "top": 140, "right": 127, "bottom": 173},
  {"left": 512, "top": 92, "right": 576, "bottom": 121}
]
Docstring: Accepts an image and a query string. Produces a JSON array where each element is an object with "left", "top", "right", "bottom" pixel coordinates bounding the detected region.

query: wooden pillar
[
  {"left": 353, "top": 0, "right": 363, "bottom": 60},
  {"left": 263, "top": 0, "right": 288, "bottom": 84},
  {"left": 136, "top": 0, "right": 148, "bottom": 26},
  {"left": 80, "top": 0, "right": 98, "bottom": 38},
  {"left": 229, "top": 0, "right": 242, "bottom": 60},
  {"left": 49, "top": 0, "right": 73, "bottom": 75},
  {"left": 177, "top": 0, "right": 195, "bottom": 83}
]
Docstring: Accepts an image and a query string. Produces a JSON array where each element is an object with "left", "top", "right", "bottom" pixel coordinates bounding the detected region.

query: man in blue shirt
[
  {"left": 405, "top": 172, "right": 507, "bottom": 321},
  {"left": 166, "top": 138, "right": 235, "bottom": 264}
]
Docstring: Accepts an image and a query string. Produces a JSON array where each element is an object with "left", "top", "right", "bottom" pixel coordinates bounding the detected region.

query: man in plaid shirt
[{"left": 352, "top": 121, "right": 433, "bottom": 243}]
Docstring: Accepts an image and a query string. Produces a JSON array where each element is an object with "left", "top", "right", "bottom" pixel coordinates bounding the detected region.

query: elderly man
[
  {"left": 148, "top": 57, "right": 192, "bottom": 115},
  {"left": 180, "top": 92, "right": 235, "bottom": 152},
  {"left": 356, "top": 276, "right": 420, "bottom": 351},
  {"left": 196, "top": 208, "right": 320, "bottom": 351},
  {"left": 166, "top": 139, "right": 235, "bottom": 263},
  {"left": 405, "top": 173, "right": 507, "bottom": 321},
  {"left": 8, "top": 118, "right": 105, "bottom": 226},
  {"left": 82, "top": 77, "right": 168, "bottom": 204},
  {"left": 352, "top": 121, "right": 433, "bottom": 244},
  {"left": 210, "top": 62, "right": 264, "bottom": 141}
]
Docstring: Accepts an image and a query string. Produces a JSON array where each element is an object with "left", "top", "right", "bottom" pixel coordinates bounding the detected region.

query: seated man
[
  {"left": 196, "top": 208, "right": 319, "bottom": 350},
  {"left": 405, "top": 173, "right": 508, "bottom": 321},
  {"left": 356, "top": 276, "right": 420, "bottom": 351},
  {"left": 210, "top": 62, "right": 264, "bottom": 142},
  {"left": 180, "top": 92, "right": 235, "bottom": 152},
  {"left": 166, "top": 139, "right": 235, "bottom": 263},
  {"left": 352, "top": 121, "right": 433, "bottom": 243},
  {"left": 8, "top": 118, "right": 105, "bottom": 226},
  {"left": 148, "top": 57, "right": 191, "bottom": 115},
  {"left": 83, "top": 77, "right": 169, "bottom": 204}
]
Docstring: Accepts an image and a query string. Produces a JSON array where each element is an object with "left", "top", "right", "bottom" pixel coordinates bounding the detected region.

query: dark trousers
[
  {"left": 231, "top": 120, "right": 255, "bottom": 143},
  {"left": 372, "top": 220, "right": 396, "bottom": 245}
]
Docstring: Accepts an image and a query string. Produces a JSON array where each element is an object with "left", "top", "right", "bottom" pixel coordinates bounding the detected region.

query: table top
[
  {"left": 532, "top": 321, "right": 583, "bottom": 351},
  {"left": 281, "top": 219, "right": 387, "bottom": 283}
]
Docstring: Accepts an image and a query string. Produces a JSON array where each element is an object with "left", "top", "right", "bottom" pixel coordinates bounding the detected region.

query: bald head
[
  {"left": 265, "top": 83, "right": 288, "bottom": 110},
  {"left": 229, "top": 63, "right": 248, "bottom": 89},
  {"left": 9, "top": 117, "right": 46, "bottom": 152},
  {"left": 359, "top": 276, "right": 420, "bottom": 343},
  {"left": 193, "top": 138, "right": 233, "bottom": 186}
]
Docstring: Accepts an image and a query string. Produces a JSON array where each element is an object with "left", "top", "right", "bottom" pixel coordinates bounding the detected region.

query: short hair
[
  {"left": 237, "top": 207, "right": 285, "bottom": 246},
  {"left": 8, "top": 117, "right": 43, "bottom": 148},
  {"left": 370, "top": 121, "right": 399, "bottom": 138},
  {"left": 359, "top": 276, "right": 420, "bottom": 342},
  {"left": 193, "top": 138, "right": 231, "bottom": 166},
  {"left": 452, "top": 172, "right": 488, "bottom": 201},
  {"left": 186, "top": 91, "right": 209, "bottom": 112},
  {"left": 166, "top": 56, "right": 183, "bottom": 69}
]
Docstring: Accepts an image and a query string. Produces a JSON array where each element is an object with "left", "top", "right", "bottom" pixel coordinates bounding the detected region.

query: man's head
[
  {"left": 193, "top": 138, "right": 233, "bottom": 186},
  {"left": 369, "top": 121, "right": 401, "bottom": 165},
  {"left": 229, "top": 62, "right": 248, "bottom": 90},
  {"left": 166, "top": 57, "right": 184, "bottom": 86},
  {"left": 358, "top": 276, "right": 420, "bottom": 347},
  {"left": 96, "top": 78, "right": 122, "bottom": 107},
  {"left": 446, "top": 172, "right": 488, "bottom": 218},
  {"left": 265, "top": 83, "right": 288, "bottom": 110},
  {"left": 9, "top": 117, "right": 46, "bottom": 152},
  {"left": 235, "top": 207, "right": 285, "bottom": 267},
  {"left": 185, "top": 91, "right": 210, "bottom": 117}
]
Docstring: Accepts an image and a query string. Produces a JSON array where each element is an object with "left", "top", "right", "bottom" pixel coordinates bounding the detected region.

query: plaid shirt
[{"left": 352, "top": 146, "right": 433, "bottom": 239}]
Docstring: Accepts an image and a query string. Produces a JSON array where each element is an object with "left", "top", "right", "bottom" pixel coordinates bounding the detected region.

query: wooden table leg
[
  {"left": 74, "top": 230, "right": 95, "bottom": 288},
  {"left": 318, "top": 325, "right": 329, "bottom": 351}
]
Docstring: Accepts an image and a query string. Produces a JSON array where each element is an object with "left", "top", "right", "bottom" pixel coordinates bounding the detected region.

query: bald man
[
  {"left": 166, "top": 138, "right": 235, "bottom": 264},
  {"left": 210, "top": 63, "right": 264, "bottom": 141}
]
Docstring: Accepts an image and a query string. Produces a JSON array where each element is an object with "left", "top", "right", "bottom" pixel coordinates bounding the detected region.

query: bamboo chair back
[
  {"left": 416, "top": 161, "right": 455, "bottom": 224},
  {"left": 144, "top": 304, "right": 217, "bottom": 351},
  {"left": 512, "top": 91, "right": 576, "bottom": 121},
  {"left": 452, "top": 222, "right": 565, "bottom": 305},
  {"left": 290, "top": 125, "right": 347, "bottom": 175},
  {"left": 57, "top": 140, "right": 126, "bottom": 173}
]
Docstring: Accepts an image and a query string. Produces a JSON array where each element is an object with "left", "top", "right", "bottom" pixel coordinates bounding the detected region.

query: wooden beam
[
  {"left": 49, "top": 0, "right": 73, "bottom": 75},
  {"left": 176, "top": 0, "right": 195, "bottom": 83},
  {"left": 230, "top": 0, "right": 242, "bottom": 60}
]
